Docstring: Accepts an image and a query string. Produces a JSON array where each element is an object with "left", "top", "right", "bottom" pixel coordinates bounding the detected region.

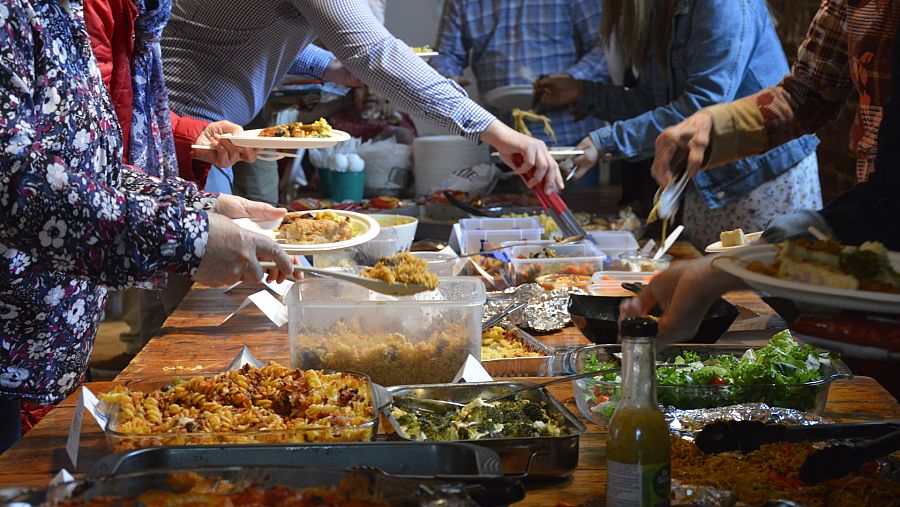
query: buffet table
[{"left": 1, "top": 286, "right": 898, "bottom": 506}]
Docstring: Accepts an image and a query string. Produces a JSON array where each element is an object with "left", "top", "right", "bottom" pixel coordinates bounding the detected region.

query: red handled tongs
[{"left": 512, "top": 154, "right": 597, "bottom": 245}]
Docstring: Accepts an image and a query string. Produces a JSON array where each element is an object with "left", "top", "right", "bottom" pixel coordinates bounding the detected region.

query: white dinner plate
[
  {"left": 483, "top": 85, "right": 533, "bottom": 110},
  {"left": 712, "top": 244, "right": 900, "bottom": 314},
  {"left": 234, "top": 210, "right": 380, "bottom": 256},
  {"left": 490, "top": 147, "right": 585, "bottom": 161},
  {"left": 415, "top": 51, "right": 439, "bottom": 60},
  {"left": 705, "top": 231, "right": 763, "bottom": 253},
  {"left": 222, "top": 128, "right": 351, "bottom": 150}
]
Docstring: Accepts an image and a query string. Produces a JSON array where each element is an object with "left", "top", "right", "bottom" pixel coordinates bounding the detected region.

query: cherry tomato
[
  {"left": 597, "top": 395, "right": 610, "bottom": 403},
  {"left": 708, "top": 375, "right": 727, "bottom": 386}
]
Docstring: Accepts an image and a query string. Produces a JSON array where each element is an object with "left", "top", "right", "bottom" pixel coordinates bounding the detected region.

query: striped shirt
[
  {"left": 430, "top": 0, "right": 607, "bottom": 147},
  {"left": 160, "top": 0, "right": 495, "bottom": 142}
]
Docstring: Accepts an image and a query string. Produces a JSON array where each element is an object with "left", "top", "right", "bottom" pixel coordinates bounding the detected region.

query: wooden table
[{"left": 1, "top": 286, "right": 897, "bottom": 506}]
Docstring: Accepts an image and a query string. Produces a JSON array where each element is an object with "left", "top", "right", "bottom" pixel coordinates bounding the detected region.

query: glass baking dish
[
  {"left": 101, "top": 371, "right": 380, "bottom": 452},
  {"left": 565, "top": 344, "right": 852, "bottom": 427}
]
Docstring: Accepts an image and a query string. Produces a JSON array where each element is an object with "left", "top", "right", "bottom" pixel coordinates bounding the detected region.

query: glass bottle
[{"left": 605, "top": 317, "right": 671, "bottom": 507}]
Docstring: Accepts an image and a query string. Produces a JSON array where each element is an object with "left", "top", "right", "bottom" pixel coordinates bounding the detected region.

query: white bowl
[{"left": 369, "top": 214, "right": 418, "bottom": 251}]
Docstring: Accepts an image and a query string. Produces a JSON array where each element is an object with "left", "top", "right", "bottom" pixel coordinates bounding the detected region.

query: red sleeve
[
  {"left": 83, "top": 0, "right": 115, "bottom": 88},
  {"left": 170, "top": 112, "right": 212, "bottom": 187}
]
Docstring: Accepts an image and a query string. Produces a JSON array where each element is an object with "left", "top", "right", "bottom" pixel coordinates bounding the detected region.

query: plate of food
[
  {"left": 411, "top": 45, "right": 439, "bottom": 59},
  {"left": 234, "top": 209, "right": 380, "bottom": 255},
  {"left": 223, "top": 118, "right": 351, "bottom": 150},
  {"left": 713, "top": 240, "right": 900, "bottom": 314},
  {"left": 705, "top": 228, "right": 763, "bottom": 253}
]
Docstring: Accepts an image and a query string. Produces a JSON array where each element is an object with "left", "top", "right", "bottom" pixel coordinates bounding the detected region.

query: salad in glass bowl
[{"left": 570, "top": 330, "right": 850, "bottom": 426}]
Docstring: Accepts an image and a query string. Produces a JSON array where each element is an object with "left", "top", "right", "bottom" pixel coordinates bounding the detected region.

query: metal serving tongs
[
  {"left": 512, "top": 154, "right": 598, "bottom": 245},
  {"left": 258, "top": 262, "right": 433, "bottom": 296},
  {"left": 695, "top": 420, "right": 900, "bottom": 454},
  {"left": 648, "top": 160, "right": 690, "bottom": 224},
  {"left": 695, "top": 420, "right": 900, "bottom": 483}
]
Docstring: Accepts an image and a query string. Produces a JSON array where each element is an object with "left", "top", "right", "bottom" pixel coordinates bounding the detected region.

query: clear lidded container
[{"left": 287, "top": 277, "right": 485, "bottom": 386}]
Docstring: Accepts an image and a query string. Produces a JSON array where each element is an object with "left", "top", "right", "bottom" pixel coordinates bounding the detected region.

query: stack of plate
[{"left": 412, "top": 135, "right": 490, "bottom": 196}]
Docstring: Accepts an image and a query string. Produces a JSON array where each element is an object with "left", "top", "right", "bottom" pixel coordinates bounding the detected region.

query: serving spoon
[{"left": 258, "top": 262, "right": 433, "bottom": 296}]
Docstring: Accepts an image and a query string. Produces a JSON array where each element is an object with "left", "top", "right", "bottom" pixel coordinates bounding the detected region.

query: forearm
[
  {"left": 121, "top": 164, "right": 218, "bottom": 211},
  {"left": 1, "top": 162, "right": 207, "bottom": 288},
  {"left": 288, "top": 44, "right": 335, "bottom": 80}
]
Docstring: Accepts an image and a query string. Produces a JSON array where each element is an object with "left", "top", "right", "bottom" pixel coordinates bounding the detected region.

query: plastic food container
[
  {"left": 458, "top": 217, "right": 543, "bottom": 254},
  {"left": 586, "top": 230, "right": 639, "bottom": 259},
  {"left": 287, "top": 277, "right": 485, "bottom": 386},
  {"left": 509, "top": 244, "right": 606, "bottom": 285},
  {"left": 102, "top": 373, "right": 380, "bottom": 452},
  {"left": 564, "top": 344, "right": 852, "bottom": 427},
  {"left": 607, "top": 253, "right": 672, "bottom": 272},
  {"left": 409, "top": 251, "right": 460, "bottom": 276}
]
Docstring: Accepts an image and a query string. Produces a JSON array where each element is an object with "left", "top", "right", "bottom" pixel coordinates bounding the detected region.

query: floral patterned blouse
[{"left": 0, "top": 0, "right": 210, "bottom": 404}]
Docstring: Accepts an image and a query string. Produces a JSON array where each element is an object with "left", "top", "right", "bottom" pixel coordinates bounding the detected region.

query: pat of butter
[{"left": 720, "top": 228, "right": 746, "bottom": 247}]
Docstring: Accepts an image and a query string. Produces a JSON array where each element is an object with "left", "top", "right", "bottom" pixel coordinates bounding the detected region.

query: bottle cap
[{"left": 620, "top": 317, "right": 658, "bottom": 337}]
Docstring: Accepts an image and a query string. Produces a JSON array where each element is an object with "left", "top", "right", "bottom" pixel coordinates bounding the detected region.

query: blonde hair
[{"left": 600, "top": 0, "right": 674, "bottom": 71}]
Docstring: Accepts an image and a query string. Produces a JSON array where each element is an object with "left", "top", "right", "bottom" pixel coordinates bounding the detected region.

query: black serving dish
[{"left": 567, "top": 294, "right": 739, "bottom": 344}]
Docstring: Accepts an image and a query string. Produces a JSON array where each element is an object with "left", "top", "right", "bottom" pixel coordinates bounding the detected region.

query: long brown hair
[{"left": 600, "top": 0, "right": 675, "bottom": 71}]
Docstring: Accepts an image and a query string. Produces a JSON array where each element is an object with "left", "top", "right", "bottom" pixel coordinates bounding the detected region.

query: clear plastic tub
[
  {"left": 458, "top": 217, "right": 544, "bottom": 254},
  {"left": 287, "top": 277, "right": 485, "bottom": 386},
  {"left": 509, "top": 244, "right": 606, "bottom": 285},
  {"left": 587, "top": 230, "right": 639, "bottom": 259},
  {"left": 409, "top": 251, "right": 460, "bottom": 276},
  {"left": 459, "top": 217, "right": 542, "bottom": 231}
]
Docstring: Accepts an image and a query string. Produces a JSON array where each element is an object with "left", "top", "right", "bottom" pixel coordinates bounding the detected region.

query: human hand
[
  {"left": 618, "top": 257, "right": 746, "bottom": 346},
  {"left": 323, "top": 58, "right": 364, "bottom": 87},
  {"left": 571, "top": 136, "right": 598, "bottom": 179},
  {"left": 265, "top": 255, "right": 303, "bottom": 284},
  {"left": 651, "top": 110, "right": 713, "bottom": 187},
  {"left": 193, "top": 213, "right": 293, "bottom": 287},
  {"left": 533, "top": 75, "right": 581, "bottom": 112},
  {"left": 481, "top": 120, "right": 563, "bottom": 192},
  {"left": 193, "top": 121, "right": 258, "bottom": 167},
  {"left": 213, "top": 194, "right": 287, "bottom": 221}
]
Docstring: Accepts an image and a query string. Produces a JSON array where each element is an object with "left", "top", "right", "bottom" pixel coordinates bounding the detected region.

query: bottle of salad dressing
[{"left": 605, "top": 318, "right": 671, "bottom": 507}]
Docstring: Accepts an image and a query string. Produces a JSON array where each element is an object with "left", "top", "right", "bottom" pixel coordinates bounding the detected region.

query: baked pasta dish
[
  {"left": 98, "top": 363, "right": 375, "bottom": 450},
  {"left": 53, "top": 472, "right": 390, "bottom": 507},
  {"left": 672, "top": 436, "right": 900, "bottom": 507},
  {"left": 481, "top": 326, "right": 543, "bottom": 360},
  {"left": 293, "top": 319, "right": 472, "bottom": 386},
  {"left": 259, "top": 118, "right": 335, "bottom": 138},
  {"left": 277, "top": 211, "right": 354, "bottom": 245},
  {"left": 747, "top": 239, "right": 900, "bottom": 294},
  {"left": 362, "top": 252, "right": 439, "bottom": 290},
  {"left": 392, "top": 395, "right": 567, "bottom": 441}
]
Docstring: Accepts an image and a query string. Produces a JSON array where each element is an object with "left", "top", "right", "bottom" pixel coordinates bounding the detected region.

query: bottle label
[{"left": 606, "top": 460, "right": 671, "bottom": 507}]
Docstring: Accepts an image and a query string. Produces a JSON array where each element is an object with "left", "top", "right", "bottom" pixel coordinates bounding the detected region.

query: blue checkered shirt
[
  {"left": 431, "top": 0, "right": 608, "bottom": 147},
  {"left": 161, "top": 0, "right": 495, "bottom": 141}
]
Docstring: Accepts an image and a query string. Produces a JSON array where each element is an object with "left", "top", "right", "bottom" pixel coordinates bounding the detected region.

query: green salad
[{"left": 582, "top": 330, "right": 839, "bottom": 418}]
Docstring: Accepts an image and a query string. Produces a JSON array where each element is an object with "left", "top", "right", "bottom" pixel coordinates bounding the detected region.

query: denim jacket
[{"left": 582, "top": 0, "right": 819, "bottom": 209}]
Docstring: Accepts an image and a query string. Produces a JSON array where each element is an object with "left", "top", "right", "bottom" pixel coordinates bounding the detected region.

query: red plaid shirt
[{"left": 751, "top": 0, "right": 899, "bottom": 181}]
